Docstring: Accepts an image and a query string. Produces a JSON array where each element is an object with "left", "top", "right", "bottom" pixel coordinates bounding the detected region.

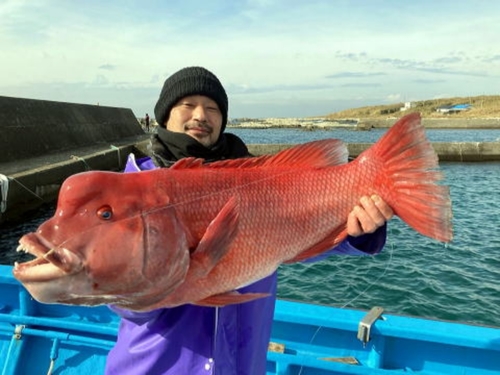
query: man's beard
[{"left": 184, "top": 121, "right": 212, "bottom": 134}]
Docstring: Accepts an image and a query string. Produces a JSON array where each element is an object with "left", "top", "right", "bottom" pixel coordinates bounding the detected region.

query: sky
[{"left": 1, "top": 0, "right": 499, "bottom": 119}]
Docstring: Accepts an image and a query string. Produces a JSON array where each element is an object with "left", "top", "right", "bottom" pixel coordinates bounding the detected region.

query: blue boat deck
[
  {"left": 1, "top": 265, "right": 499, "bottom": 374},
  {"left": 270, "top": 301, "right": 500, "bottom": 374}
]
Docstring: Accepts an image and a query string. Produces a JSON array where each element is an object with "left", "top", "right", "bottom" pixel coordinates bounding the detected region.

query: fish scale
[{"left": 13, "top": 113, "right": 452, "bottom": 311}]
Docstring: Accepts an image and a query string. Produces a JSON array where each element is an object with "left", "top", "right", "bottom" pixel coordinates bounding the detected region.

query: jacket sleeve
[
  {"left": 304, "top": 224, "right": 387, "bottom": 263},
  {"left": 124, "top": 153, "right": 158, "bottom": 172}
]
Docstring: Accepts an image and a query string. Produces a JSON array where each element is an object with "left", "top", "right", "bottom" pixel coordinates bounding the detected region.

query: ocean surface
[
  {"left": 227, "top": 126, "right": 500, "bottom": 144},
  {"left": 1, "top": 127, "right": 500, "bottom": 328}
]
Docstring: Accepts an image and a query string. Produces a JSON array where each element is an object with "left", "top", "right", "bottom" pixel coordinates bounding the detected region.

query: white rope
[
  {"left": 69, "top": 155, "right": 92, "bottom": 170},
  {"left": 8, "top": 176, "right": 43, "bottom": 200},
  {"left": 110, "top": 144, "right": 122, "bottom": 167},
  {"left": 296, "top": 231, "right": 396, "bottom": 375}
]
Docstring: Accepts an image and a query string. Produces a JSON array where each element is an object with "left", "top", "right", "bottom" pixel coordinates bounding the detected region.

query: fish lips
[{"left": 13, "top": 232, "right": 84, "bottom": 282}]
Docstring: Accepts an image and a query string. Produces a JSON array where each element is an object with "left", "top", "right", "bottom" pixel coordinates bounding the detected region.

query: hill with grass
[{"left": 326, "top": 95, "right": 500, "bottom": 119}]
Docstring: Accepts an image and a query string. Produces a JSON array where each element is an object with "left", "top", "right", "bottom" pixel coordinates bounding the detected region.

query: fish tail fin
[{"left": 364, "top": 112, "right": 453, "bottom": 242}]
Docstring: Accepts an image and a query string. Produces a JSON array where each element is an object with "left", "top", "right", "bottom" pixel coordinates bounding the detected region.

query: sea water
[
  {"left": 277, "top": 162, "right": 500, "bottom": 327},
  {"left": 228, "top": 126, "right": 500, "bottom": 144},
  {"left": 1, "top": 127, "right": 499, "bottom": 327}
]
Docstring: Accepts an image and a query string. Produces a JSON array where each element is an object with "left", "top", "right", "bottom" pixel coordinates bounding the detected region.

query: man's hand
[{"left": 347, "top": 195, "right": 394, "bottom": 237}]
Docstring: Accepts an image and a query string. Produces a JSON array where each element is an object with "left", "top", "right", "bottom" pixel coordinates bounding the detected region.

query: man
[
  {"left": 105, "top": 66, "right": 393, "bottom": 375},
  {"left": 145, "top": 113, "right": 150, "bottom": 132}
]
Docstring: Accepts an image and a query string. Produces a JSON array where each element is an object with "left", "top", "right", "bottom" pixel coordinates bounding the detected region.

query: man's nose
[{"left": 192, "top": 105, "right": 207, "bottom": 122}]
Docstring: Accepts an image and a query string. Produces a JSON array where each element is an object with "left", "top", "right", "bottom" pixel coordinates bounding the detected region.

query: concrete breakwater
[
  {"left": 229, "top": 116, "right": 500, "bottom": 130},
  {"left": 229, "top": 118, "right": 358, "bottom": 129},
  {"left": 248, "top": 142, "right": 500, "bottom": 162},
  {"left": 0, "top": 96, "right": 148, "bottom": 224},
  {"left": 359, "top": 117, "right": 500, "bottom": 129}
]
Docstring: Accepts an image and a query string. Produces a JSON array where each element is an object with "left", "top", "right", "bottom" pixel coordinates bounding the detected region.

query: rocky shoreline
[
  {"left": 228, "top": 117, "right": 500, "bottom": 130},
  {"left": 228, "top": 117, "right": 358, "bottom": 129}
]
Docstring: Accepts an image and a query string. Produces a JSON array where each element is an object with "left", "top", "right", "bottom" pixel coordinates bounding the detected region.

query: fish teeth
[{"left": 16, "top": 244, "right": 28, "bottom": 253}]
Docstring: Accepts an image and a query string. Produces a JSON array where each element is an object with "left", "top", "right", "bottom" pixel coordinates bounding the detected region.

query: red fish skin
[
  {"left": 138, "top": 112, "right": 452, "bottom": 309},
  {"left": 14, "top": 171, "right": 193, "bottom": 308},
  {"left": 14, "top": 112, "right": 452, "bottom": 311}
]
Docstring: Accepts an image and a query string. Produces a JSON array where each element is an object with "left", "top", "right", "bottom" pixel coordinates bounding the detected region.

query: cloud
[
  {"left": 386, "top": 94, "right": 403, "bottom": 102},
  {"left": 1, "top": 0, "right": 500, "bottom": 118},
  {"left": 336, "top": 53, "right": 493, "bottom": 78},
  {"left": 408, "top": 67, "right": 489, "bottom": 77},
  {"left": 229, "top": 83, "right": 335, "bottom": 95},
  {"left": 325, "top": 72, "right": 386, "bottom": 79},
  {"left": 413, "top": 79, "right": 447, "bottom": 84},
  {"left": 99, "top": 64, "right": 117, "bottom": 71},
  {"left": 340, "top": 83, "right": 382, "bottom": 88},
  {"left": 335, "top": 52, "right": 368, "bottom": 62},
  {"left": 482, "top": 54, "right": 500, "bottom": 63},
  {"left": 432, "top": 56, "right": 463, "bottom": 64},
  {"left": 92, "top": 75, "right": 109, "bottom": 86}
]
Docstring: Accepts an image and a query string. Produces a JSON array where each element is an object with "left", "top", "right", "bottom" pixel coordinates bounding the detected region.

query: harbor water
[{"left": 1, "top": 127, "right": 500, "bottom": 327}]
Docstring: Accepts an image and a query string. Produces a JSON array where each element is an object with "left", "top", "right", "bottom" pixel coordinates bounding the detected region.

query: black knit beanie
[{"left": 154, "top": 66, "right": 228, "bottom": 131}]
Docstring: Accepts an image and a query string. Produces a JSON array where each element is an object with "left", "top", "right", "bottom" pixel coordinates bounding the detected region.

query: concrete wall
[
  {"left": 0, "top": 97, "right": 148, "bottom": 224},
  {"left": 360, "top": 117, "right": 500, "bottom": 129},
  {"left": 248, "top": 142, "right": 500, "bottom": 161},
  {"left": 3, "top": 143, "right": 147, "bottom": 224},
  {"left": 0, "top": 96, "right": 145, "bottom": 163}
]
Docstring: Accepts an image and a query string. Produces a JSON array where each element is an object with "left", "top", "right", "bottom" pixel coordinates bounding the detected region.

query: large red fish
[{"left": 14, "top": 113, "right": 452, "bottom": 311}]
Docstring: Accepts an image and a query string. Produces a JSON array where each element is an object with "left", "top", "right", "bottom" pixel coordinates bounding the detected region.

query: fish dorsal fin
[
  {"left": 170, "top": 158, "right": 205, "bottom": 169},
  {"left": 170, "top": 139, "right": 348, "bottom": 170}
]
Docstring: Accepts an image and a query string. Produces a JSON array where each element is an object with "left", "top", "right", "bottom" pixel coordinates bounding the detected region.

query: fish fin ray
[
  {"left": 258, "top": 139, "right": 348, "bottom": 168},
  {"left": 189, "top": 197, "right": 239, "bottom": 278},
  {"left": 361, "top": 112, "right": 453, "bottom": 242},
  {"left": 285, "top": 227, "right": 348, "bottom": 263},
  {"left": 170, "top": 158, "right": 205, "bottom": 169},
  {"left": 170, "top": 140, "right": 348, "bottom": 170},
  {"left": 194, "top": 291, "right": 270, "bottom": 307}
]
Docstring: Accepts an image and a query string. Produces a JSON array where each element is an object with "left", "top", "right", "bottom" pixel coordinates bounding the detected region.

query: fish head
[{"left": 13, "top": 170, "right": 191, "bottom": 308}]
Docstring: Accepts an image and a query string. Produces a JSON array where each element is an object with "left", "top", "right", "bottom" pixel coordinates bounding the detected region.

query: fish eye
[{"left": 97, "top": 205, "right": 113, "bottom": 220}]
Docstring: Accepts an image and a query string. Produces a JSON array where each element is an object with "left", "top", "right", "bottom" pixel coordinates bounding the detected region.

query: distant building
[
  {"left": 436, "top": 104, "right": 472, "bottom": 113},
  {"left": 400, "top": 102, "right": 414, "bottom": 111}
]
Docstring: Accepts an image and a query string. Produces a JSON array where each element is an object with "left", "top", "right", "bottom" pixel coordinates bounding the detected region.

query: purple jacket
[{"left": 104, "top": 154, "right": 387, "bottom": 375}]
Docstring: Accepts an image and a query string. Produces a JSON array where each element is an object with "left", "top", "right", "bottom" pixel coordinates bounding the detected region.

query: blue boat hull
[{"left": 1, "top": 265, "right": 499, "bottom": 374}]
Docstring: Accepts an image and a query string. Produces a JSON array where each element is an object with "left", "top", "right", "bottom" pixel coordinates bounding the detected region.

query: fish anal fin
[
  {"left": 285, "top": 227, "right": 348, "bottom": 263},
  {"left": 194, "top": 291, "right": 271, "bottom": 307},
  {"left": 189, "top": 197, "right": 239, "bottom": 278}
]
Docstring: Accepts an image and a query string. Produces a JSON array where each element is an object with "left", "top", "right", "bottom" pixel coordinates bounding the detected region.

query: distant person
[
  {"left": 105, "top": 66, "right": 393, "bottom": 375},
  {"left": 145, "top": 113, "right": 150, "bottom": 132}
]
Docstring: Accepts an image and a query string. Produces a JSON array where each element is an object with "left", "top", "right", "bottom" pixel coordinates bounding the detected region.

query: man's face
[{"left": 165, "top": 95, "right": 223, "bottom": 148}]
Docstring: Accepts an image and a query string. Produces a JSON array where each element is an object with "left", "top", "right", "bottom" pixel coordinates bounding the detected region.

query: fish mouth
[{"left": 13, "top": 233, "right": 83, "bottom": 282}]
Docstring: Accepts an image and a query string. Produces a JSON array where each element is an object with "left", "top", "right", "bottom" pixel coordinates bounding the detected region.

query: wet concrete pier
[{"left": 0, "top": 96, "right": 148, "bottom": 224}]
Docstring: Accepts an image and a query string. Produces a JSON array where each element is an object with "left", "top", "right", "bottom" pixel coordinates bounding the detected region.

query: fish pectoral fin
[
  {"left": 189, "top": 197, "right": 239, "bottom": 278},
  {"left": 285, "top": 227, "right": 348, "bottom": 263},
  {"left": 194, "top": 291, "right": 271, "bottom": 307}
]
